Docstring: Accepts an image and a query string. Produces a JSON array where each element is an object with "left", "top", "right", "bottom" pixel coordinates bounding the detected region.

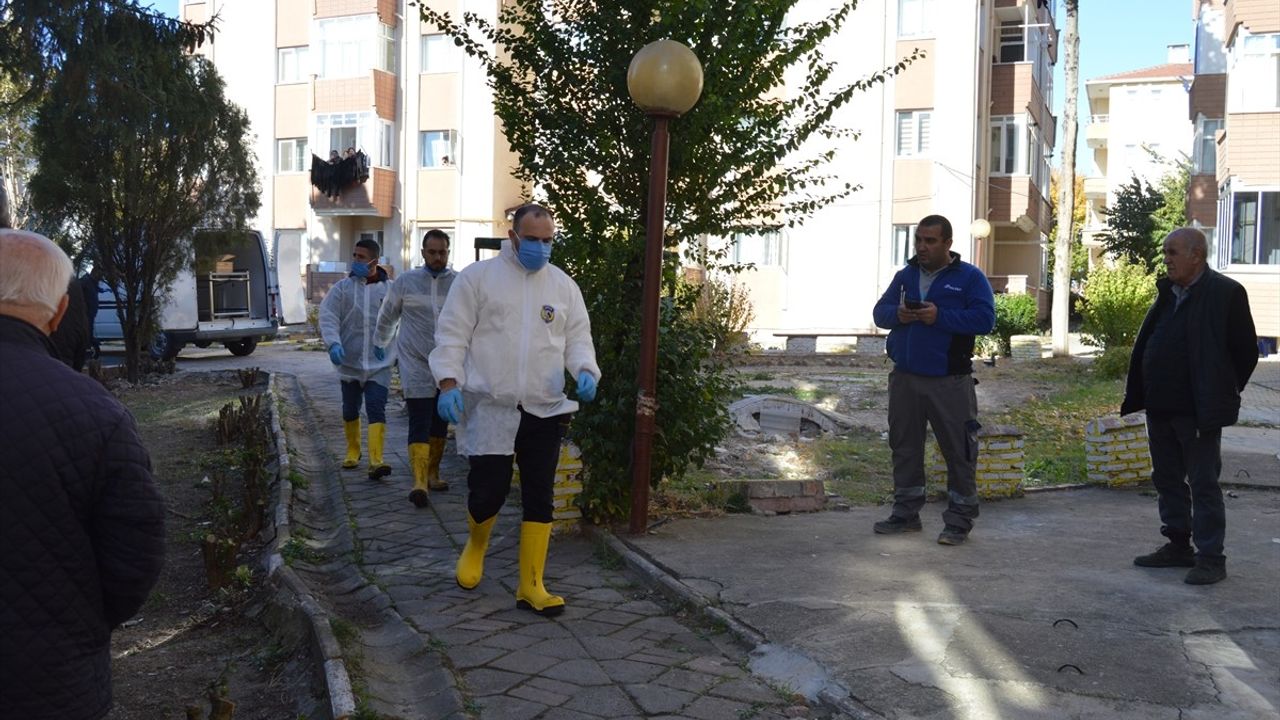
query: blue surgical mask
[
  {"left": 516, "top": 238, "right": 552, "bottom": 272},
  {"left": 351, "top": 261, "right": 371, "bottom": 278}
]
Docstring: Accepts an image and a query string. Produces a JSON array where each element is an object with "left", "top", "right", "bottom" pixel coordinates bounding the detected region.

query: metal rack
[{"left": 206, "top": 271, "right": 251, "bottom": 319}]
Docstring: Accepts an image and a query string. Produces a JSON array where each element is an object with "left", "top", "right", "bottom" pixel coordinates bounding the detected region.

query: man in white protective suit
[
  {"left": 374, "top": 229, "right": 457, "bottom": 508},
  {"left": 319, "top": 237, "right": 396, "bottom": 480},
  {"left": 429, "top": 203, "right": 600, "bottom": 618}
]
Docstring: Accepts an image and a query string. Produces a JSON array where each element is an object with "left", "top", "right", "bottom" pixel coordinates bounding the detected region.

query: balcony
[
  {"left": 311, "top": 167, "right": 396, "bottom": 218},
  {"left": 1085, "top": 115, "right": 1108, "bottom": 149},
  {"left": 1083, "top": 176, "right": 1107, "bottom": 199}
]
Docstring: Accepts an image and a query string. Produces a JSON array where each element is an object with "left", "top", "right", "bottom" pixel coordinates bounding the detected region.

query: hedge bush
[
  {"left": 979, "top": 293, "right": 1039, "bottom": 356},
  {"left": 1077, "top": 261, "right": 1156, "bottom": 351}
]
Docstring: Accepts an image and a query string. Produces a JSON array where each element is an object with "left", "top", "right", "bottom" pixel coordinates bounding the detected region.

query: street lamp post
[{"left": 625, "top": 39, "right": 703, "bottom": 535}]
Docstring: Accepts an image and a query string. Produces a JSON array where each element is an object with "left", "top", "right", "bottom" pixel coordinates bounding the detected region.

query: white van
[{"left": 95, "top": 230, "right": 285, "bottom": 359}]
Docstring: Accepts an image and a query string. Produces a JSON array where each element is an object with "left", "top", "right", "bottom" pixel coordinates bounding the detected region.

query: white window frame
[
  {"left": 379, "top": 22, "right": 396, "bottom": 74},
  {"left": 897, "top": 0, "right": 933, "bottom": 38},
  {"left": 1227, "top": 31, "right": 1280, "bottom": 112},
  {"left": 376, "top": 121, "right": 394, "bottom": 169},
  {"left": 421, "top": 33, "right": 460, "bottom": 74},
  {"left": 891, "top": 224, "right": 917, "bottom": 267},
  {"left": 895, "top": 110, "right": 931, "bottom": 157},
  {"left": 277, "top": 46, "right": 310, "bottom": 84},
  {"left": 1193, "top": 116, "right": 1223, "bottom": 175},
  {"left": 315, "top": 111, "right": 373, "bottom": 159},
  {"left": 989, "top": 115, "right": 1029, "bottom": 176},
  {"left": 420, "top": 130, "right": 459, "bottom": 169},
  {"left": 1223, "top": 189, "right": 1280, "bottom": 266},
  {"left": 997, "top": 22, "right": 1026, "bottom": 64},
  {"left": 731, "top": 231, "right": 787, "bottom": 271},
  {"left": 276, "top": 137, "right": 308, "bottom": 174},
  {"left": 316, "top": 15, "right": 380, "bottom": 79}
]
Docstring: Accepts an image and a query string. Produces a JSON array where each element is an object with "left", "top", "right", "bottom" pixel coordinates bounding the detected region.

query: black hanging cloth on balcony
[{"left": 310, "top": 151, "right": 372, "bottom": 200}]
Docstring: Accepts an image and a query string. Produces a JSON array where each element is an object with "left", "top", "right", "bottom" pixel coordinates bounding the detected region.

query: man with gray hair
[
  {"left": 0, "top": 229, "right": 166, "bottom": 718},
  {"left": 1122, "top": 227, "right": 1258, "bottom": 585}
]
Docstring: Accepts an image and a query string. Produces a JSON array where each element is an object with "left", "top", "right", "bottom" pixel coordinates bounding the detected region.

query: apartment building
[
  {"left": 180, "top": 0, "right": 522, "bottom": 320},
  {"left": 1079, "top": 47, "right": 1194, "bottom": 266},
  {"left": 1188, "top": 0, "right": 1279, "bottom": 346},
  {"left": 735, "top": 0, "right": 1058, "bottom": 339}
]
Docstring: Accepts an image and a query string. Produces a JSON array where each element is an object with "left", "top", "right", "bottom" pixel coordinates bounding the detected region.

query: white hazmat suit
[
  {"left": 374, "top": 266, "right": 456, "bottom": 398},
  {"left": 319, "top": 272, "right": 395, "bottom": 386},
  {"left": 429, "top": 243, "right": 600, "bottom": 457}
]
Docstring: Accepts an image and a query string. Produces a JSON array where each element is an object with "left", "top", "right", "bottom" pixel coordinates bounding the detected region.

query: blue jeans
[
  {"left": 340, "top": 380, "right": 388, "bottom": 424},
  {"left": 1147, "top": 413, "right": 1225, "bottom": 560},
  {"left": 406, "top": 396, "right": 449, "bottom": 444}
]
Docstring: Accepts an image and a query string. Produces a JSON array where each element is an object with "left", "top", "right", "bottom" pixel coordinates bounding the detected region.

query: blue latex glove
[
  {"left": 576, "top": 371, "right": 597, "bottom": 402},
  {"left": 328, "top": 343, "right": 345, "bottom": 366},
  {"left": 437, "top": 387, "right": 464, "bottom": 424},
  {"left": 373, "top": 345, "right": 386, "bottom": 361}
]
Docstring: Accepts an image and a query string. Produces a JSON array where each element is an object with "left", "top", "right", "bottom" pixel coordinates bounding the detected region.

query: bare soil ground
[{"left": 105, "top": 371, "right": 319, "bottom": 720}]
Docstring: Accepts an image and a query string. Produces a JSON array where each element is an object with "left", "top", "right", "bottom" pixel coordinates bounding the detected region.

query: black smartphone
[{"left": 904, "top": 300, "right": 924, "bottom": 309}]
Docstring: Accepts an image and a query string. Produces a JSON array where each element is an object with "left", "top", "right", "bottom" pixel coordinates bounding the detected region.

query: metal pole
[{"left": 629, "top": 114, "right": 671, "bottom": 535}]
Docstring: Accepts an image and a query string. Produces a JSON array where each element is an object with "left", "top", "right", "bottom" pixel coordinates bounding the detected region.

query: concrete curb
[
  {"left": 589, "top": 526, "right": 883, "bottom": 720},
  {"left": 263, "top": 373, "right": 357, "bottom": 720}
]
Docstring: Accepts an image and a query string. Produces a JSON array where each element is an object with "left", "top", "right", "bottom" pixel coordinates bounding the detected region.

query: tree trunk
[{"left": 1052, "top": 1, "right": 1080, "bottom": 357}]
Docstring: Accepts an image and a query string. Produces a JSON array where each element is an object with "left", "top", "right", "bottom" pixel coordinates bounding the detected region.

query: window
[
  {"left": 420, "top": 130, "right": 458, "bottom": 168},
  {"left": 316, "top": 111, "right": 372, "bottom": 158},
  {"left": 1193, "top": 118, "right": 1223, "bottom": 175},
  {"left": 421, "top": 33, "right": 460, "bottom": 73},
  {"left": 990, "top": 115, "right": 1028, "bottom": 175},
  {"left": 277, "top": 46, "right": 309, "bottom": 84},
  {"left": 315, "top": 16, "right": 394, "bottom": 78},
  {"left": 1228, "top": 32, "right": 1280, "bottom": 111},
  {"left": 999, "top": 22, "right": 1025, "bottom": 63},
  {"left": 891, "top": 225, "right": 916, "bottom": 266},
  {"left": 276, "top": 138, "right": 308, "bottom": 173},
  {"left": 732, "top": 231, "right": 786, "bottom": 269},
  {"left": 379, "top": 22, "right": 396, "bottom": 74},
  {"left": 895, "top": 110, "right": 931, "bottom": 157},
  {"left": 377, "top": 121, "right": 394, "bottom": 168},
  {"left": 897, "top": 0, "right": 933, "bottom": 37},
  {"left": 1229, "top": 191, "right": 1280, "bottom": 265}
]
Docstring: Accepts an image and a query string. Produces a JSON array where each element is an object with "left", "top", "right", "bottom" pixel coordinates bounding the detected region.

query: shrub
[
  {"left": 1093, "top": 345, "right": 1132, "bottom": 379},
  {"left": 1077, "top": 261, "right": 1156, "bottom": 350},
  {"left": 980, "top": 293, "right": 1039, "bottom": 356}
]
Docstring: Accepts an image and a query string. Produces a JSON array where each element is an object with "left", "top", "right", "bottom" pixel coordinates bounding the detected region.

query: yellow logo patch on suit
[{"left": 541, "top": 304, "right": 555, "bottom": 323}]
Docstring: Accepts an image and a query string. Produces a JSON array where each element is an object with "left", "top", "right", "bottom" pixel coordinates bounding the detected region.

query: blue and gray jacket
[{"left": 872, "top": 252, "right": 996, "bottom": 377}]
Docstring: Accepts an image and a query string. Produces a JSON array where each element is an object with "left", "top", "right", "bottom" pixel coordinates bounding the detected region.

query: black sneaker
[
  {"left": 1133, "top": 542, "right": 1195, "bottom": 568},
  {"left": 873, "top": 515, "right": 922, "bottom": 534},
  {"left": 937, "top": 525, "right": 969, "bottom": 546},
  {"left": 1184, "top": 559, "right": 1226, "bottom": 585}
]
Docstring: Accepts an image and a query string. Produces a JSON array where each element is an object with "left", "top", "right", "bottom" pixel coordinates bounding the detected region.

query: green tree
[
  {"left": 1098, "top": 174, "right": 1163, "bottom": 271},
  {"left": 1150, "top": 153, "right": 1190, "bottom": 245},
  {"left": 29, "top": 6, "right": 259, "bottom": 382},
  {"left": 420, "top": 0, "right": 917, "bottom": 523}
]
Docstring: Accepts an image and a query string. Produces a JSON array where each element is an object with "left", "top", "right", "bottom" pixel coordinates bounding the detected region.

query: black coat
[
  {"left": 0, "top": 315, "right": 166, "bottom": 720},
  {"left": 48, "top": 277, "right": 91, "bottom": 371},
  {"left": 1121, "top": 268, "right": 1259, "bottom": 431}
]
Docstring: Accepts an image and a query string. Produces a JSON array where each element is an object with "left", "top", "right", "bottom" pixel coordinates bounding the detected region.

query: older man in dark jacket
[
  {"left": 1122, "top": 227, "right": 1257, "bottom": 585},
  {"left": 0, "top": 229, "right": 166, "bottom": 719}
]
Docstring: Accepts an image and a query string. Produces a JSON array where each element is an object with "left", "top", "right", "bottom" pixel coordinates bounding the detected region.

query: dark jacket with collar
[
  {"left": 0, "top": 315, "right": 166, "bottom": 720},
  {"left": 1121, "top": 267, "right": 1258, "bottom": 431},
  {"left": 872, "top": 252, "right": 996, "bottom": 376}
]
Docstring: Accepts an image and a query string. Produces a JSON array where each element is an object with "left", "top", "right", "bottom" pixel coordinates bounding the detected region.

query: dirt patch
[{"left": 105, "top": 371, "right": 320, "bottom": 719}]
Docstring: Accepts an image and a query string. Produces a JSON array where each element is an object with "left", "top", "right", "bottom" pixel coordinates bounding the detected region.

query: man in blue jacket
[{"left": 872, "top": 215, "right": 996, "bottom": 545}]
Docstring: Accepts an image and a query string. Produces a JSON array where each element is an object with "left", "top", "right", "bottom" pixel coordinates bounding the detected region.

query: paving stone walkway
[{"left": 286, "top": 361, "right": 828, "bottom": 720}]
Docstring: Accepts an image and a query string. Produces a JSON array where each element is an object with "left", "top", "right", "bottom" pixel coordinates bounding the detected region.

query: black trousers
[
  {"left": 406, "top": 396, "right": 449, "bottom": 444},
  {"left": 1147, "top": 413, "right": 1226, "bottom": 560},
  {"left": 467, "top": 410, "right": 570, "bottom": 524}
]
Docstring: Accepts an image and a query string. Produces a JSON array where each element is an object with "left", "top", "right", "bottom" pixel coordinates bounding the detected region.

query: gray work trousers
[
  {"left": 887, "top": 370, "right": 981, "bottom": 530},
  {"left": 1147, "top": 413, "right": 1226, "bottom": 560}
]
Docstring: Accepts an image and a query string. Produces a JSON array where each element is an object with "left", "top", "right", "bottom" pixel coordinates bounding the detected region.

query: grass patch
[
  {"left": 739, "top": 384, "right": 837, "bottom": 404},
  {"left": 987, "top": 363, "right": 1123, "bottom": 486},
  {"left": 808, "top": 427, "right": 894, "bottom": 505},
  {"left": 652, "top": 470, "right": 749, "bottom": 518}
]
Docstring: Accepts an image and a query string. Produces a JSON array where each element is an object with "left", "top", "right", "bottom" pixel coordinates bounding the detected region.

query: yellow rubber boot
[
  {"left": 427, "top": 436, "right": 449, "bottom": 491},
  {"left": 367, "top": 422, "right": 392, "bottom": 480},
  {"left": 342, "top": 420, "right": 361, "bottom": 469},
  {"left": 515, "top": 521, "right": 565, "bottom": 617},
  {"left": 456, "top": 513, "right": 496, "bottom": 590},
  {"left": 408, "top": 442, "right": 430, "bottom": 507}
]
